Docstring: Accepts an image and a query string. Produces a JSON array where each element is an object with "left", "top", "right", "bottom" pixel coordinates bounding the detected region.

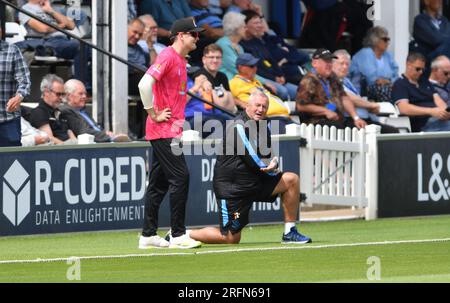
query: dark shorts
[{"left": 217, "top": 173, "right": 283, "bottom": 235}]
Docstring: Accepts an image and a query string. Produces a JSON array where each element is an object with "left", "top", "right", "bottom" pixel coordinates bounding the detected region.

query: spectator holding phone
[{"left": 393, "top": 52, "right": 450, "bottom": 132}]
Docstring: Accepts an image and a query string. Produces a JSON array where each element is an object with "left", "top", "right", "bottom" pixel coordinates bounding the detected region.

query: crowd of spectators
[{"left": 4, "top": 0, "right": 450, "bottom": 149}]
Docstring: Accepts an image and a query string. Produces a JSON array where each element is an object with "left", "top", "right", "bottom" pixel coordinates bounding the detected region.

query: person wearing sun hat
[{"left": 137, "top": 17, "right": 205, "bottom": 250}]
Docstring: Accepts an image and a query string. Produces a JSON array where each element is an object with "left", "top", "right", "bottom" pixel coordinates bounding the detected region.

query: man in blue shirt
[
  {"left": 413, "top": 0, "right": 450, "bottom": 61},
  {"left": 190, "top": 0, "right": 224, "bottom": 40},
  {"left": 138, "top": 0, "right": 192, "bottom": 43}
]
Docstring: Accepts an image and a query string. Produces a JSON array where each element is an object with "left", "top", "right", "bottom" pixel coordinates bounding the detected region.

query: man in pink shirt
[{"left": 138, "top": 18, "right": 204, "bottom": 249}]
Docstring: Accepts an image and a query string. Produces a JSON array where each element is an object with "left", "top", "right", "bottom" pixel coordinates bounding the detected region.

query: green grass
[{"left": 0, "top": 215, "right": 450, "bottom": 283}]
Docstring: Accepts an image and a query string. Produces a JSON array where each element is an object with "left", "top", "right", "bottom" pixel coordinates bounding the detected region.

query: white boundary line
[{"left": 1, "top": 238, "right": 449, "bottom": 265}]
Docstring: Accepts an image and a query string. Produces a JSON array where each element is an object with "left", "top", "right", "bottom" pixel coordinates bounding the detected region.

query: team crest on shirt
[
  {"left": 233, "top": 212, "right": 240, "bottom": 220},
  {"left": 179, "top": 81, "right": 186, "bottom": 95}
]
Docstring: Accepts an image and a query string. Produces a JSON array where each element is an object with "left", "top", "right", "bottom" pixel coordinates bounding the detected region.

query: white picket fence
[{"left": 299, "top": 124, "right": 380, "bottom": 220}]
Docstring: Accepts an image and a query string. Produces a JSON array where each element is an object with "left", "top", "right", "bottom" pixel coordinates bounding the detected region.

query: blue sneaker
[{"left": 282, "top": 227, "right": 312, "bottom": 244}]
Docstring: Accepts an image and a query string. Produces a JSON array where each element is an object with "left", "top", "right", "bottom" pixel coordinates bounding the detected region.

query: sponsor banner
[
  {"left": 1, "top": 139, "right": 300, "bottom": 236},
  {"left": 157, "top": 139, "right": 300, "bottom": 227},
  {"left": 378, "top": 137, "right": 450, "bottom": 218},
  {"left": 0, "top": 147, "right": 148, "bottom": 236}
]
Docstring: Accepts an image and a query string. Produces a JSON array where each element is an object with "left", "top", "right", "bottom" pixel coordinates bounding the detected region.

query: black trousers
[{"left": 142, "top": 138, "right": 190, "bottom": 238}]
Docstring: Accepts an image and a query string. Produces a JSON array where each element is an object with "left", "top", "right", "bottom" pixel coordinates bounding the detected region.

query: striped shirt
[{"left": 0, "top": 40, "right": 31, "bottom": 123}]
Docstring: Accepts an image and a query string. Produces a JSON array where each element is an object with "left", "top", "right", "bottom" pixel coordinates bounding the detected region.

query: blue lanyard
[
  {"left": 312, "top": 68, "right": 333, "bottom": 100},
  {"left": 319, "top": 78, "right": 332, "bottom": 100},
  {"left": 344, "top": 78, "right": 359, "bottom": 95}
]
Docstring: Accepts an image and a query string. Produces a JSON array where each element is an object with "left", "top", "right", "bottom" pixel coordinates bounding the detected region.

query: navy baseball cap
[
  {"left": 312, "top": 48, "right": 338, "bottom": 61},
  {"left": 170, "top": 17, "right": 205, "bottom": 36},
  {"left": 236, "top": 53, "right": 260, "bottom": 67}
]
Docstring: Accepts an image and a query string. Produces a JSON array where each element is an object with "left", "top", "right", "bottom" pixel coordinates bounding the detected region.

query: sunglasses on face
[
  {"left": 50, "top": 89, "right": 66, "bottom": 97},
  {"left": 415, "top": 67, "right": 425, "bottom": 72},
  {"left": 184, "top": 31, "right": 199, "bottom": 38},
  {"left": 381, "top": 37, "right": 391, "bottom": 42}
]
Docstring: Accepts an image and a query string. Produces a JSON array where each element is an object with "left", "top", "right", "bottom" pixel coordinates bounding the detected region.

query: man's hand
[
  {"left": 368, "top": 103, "right": 380, "bottom": 114},
  {"left": 375, "top": 78, "right": 391, "bottom": 86},
  {"left": 260, "top": 157, "right": 279, "bottom": 174},
  {"left": 430, "top": 107, "right": 450, "bottom": 120},
  {"left": 147, "top": 108, "right": 172, "bottom": 122},
  {"left": 275, "top": 76, "right": 286, "bottom": 85},
  {"left": 353, "top": 118, "right": 367, "bottom": 129},
  {"left": 325, "top": 110, "right": 339, "bottom": 121},
  {"left": 6, "top": 95, "right": 22, "bottom": 113},
  {"left": 264, "top": 82, "right": 277, "bottom": 94},
  {"left": 40, "top": 0, "right": 53, "bottom": 13},
  {"left": 34, "top": 135, "right": 49, "bottom": 145}
]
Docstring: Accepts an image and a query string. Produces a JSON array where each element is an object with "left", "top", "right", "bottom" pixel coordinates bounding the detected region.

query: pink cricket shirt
[{"left": 145, "top": 46, "right": 188, "bottom": 141}]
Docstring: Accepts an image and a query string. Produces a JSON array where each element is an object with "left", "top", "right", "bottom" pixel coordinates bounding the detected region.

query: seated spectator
[
  {"left": 296, "top": 49, "right": 367, "bottom": 130},
  {"left": 128, "top": 18, "right": 149, "bottom": 95},
  {"left": 413, "top": 0, "right": 450, "bottom": 62},
  {"left": 262, "top": 27, "right": 310, "bottom": 85},
  {"left": 240, "top": 9, "right": 298, "bottom": 101},
  {"left": 208, "top": 0, "right": 232, "bottom": 18},
  {"left": 190, "top": 0, "right": 224, "bottom": 40},
  {"left": 188, "top": 0, "right": 225, "bottom": 65},
  {"left": 192, "top": 44, "right": 237, "bottom": 112},
  {"left": 216, "top": 12, "right": 252, "bottom": 80},
  {"left": 227, "top": 0, "right": 263, "bottom": 16},
  {"left": 60, "top": 79, "right": 131, "bottom": 143},
  {"left": 29, "top": 74, "right": 77, "bottom": 145},
  {"left": 138, "top": 0, "right": 192, "bottom": 45},
  {"left": 128, "top": 0, "right": 138, "bottom": 21},
  {"left": 186, "top": 75, "right": 231, "bottom": 138},
  {"left": 186, "top": 44, "right": 236, "bottom": 137},
  {"left": 349, "top": 26, "right": 399, "bottom": 102},
  {"left": 393, "top": 52, "right": 450, "bottom": 132},
  {"left": 138, "top": 14, "right": 167, "bottom": 63},
  {"left": 229, "top": 53, "right": 292, "bottom": 134},
  {"left": 429, "top": 55, "right": 450, "bottom": 105},
  {"left": 333, "top": 49, "right": 399, "bottom": 133},
  {"left": 16, "top": 0, "right": 83, "bottom": 79}
]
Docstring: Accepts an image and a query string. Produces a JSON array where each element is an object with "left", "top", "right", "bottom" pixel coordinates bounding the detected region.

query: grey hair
[
  {"left": 363, "top": 26, "right": 389, "bottom": 48},
  {"left": 248, "top": 88, "right": 269, "bottom": 104},
  {"left": 222, "top": 12, "right": 246, "bottom": 36},
  {"left": 64, "top": 79, "right": 84, "bottom": 95},
  {"left": 40, "top": 74, "right": 64, "bottom": 93},
  {"left": 431, "top": 55, "right": 450, "bottom": 69},
  {"left": 139, "top": 14, "right": 155, "bottom": 24},
  {"left": 333, "top": 49, "right": 351, "bottom": 61}
]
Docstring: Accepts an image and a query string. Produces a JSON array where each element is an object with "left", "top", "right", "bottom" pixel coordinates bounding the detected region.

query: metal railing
[{"left": 0, "top": 0, "right": 235, "bottom": 117}]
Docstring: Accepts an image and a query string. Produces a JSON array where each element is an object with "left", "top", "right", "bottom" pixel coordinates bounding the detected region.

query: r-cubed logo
[{"left": 2, "top": 160, "right": 31, "bottom": 226}]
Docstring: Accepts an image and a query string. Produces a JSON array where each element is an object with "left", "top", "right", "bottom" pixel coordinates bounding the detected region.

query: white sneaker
[
  {"left": 169, "top": 233, "right": 202, "bottom": 249},
  {"left": 138, "top": 235, "right": 170, "bottom": 249}
]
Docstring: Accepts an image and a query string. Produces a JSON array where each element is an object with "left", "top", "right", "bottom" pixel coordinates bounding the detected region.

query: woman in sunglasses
[{"left": 349, "top": 26, "right": 399, "bottom": 103}]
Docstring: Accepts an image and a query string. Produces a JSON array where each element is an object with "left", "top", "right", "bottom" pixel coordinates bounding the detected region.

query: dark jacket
[
  {"left": 213, "top": 112, "right": 277, "bottom": 200},
  {"left": 59, "top": 104, "right": 111, "bottom": 143},
  {"left": 413, "top": 13, "right": 450, "bottom": 55},
  {"left": 239, "top": 37, "right": 284, "bottom": 81}
]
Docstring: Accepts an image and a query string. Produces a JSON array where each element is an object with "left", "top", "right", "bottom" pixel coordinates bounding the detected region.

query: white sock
[{"left": 284, "top": 222, "right": 296, "bottom": 235}]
